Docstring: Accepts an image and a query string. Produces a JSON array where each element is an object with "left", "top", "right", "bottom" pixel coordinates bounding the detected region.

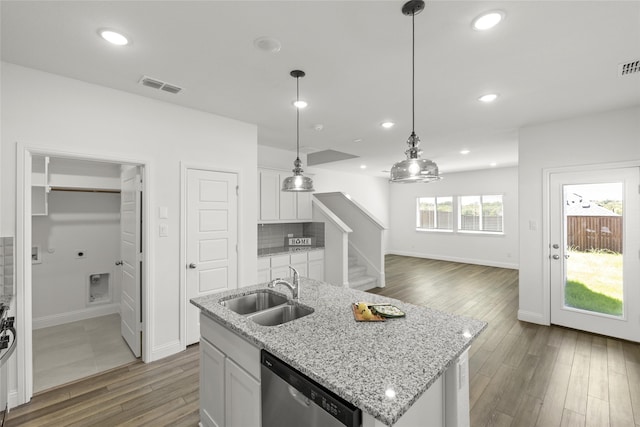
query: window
[
  {"left": 417, "top": 197, "right": 453, "bottom": 231},
  {"left": 459, "top": 195, "right": 503, "bottom": 233}
]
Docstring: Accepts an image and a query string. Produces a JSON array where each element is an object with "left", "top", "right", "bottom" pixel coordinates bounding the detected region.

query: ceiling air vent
[
  {"left": 618, "top": 60, "right": 640, "bottom": 77},
  {"left": 138, "top": 75, "right": 183, "bottom": 94}
]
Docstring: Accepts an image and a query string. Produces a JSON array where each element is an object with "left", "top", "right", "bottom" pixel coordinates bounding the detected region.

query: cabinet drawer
[
  {"left": 290, "top": 252, "right": 308, "bottom": 264},
  {"left": 200, "top": 313, "right": 260, "bottom": 380},
  {"left": 308, "top": 249, "right": 324, "bottom": 261},
  {"left": 270, "top": 254, "right": 290, "bottom": 268},
  {"left": 257, "top": 257, "right": 270, "bottom": 270}
]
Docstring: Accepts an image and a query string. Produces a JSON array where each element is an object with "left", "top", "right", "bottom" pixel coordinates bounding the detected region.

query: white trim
[
  {"left": 542, "top": 159, "right": 640, "bottom": 328},
  {"left": 517, "top": 310, "right": 548, "bottom": 325},
  {"left": 387, "top": 250, "right": 519, "bottom": 270},
  {"left": 150, "top": 339, "right": 183, "bottom": 362},
  {"left": 32, "top": 303, "right": 120, "bottom": 329},
  {"left": 15, "top": 143, "right": 152, "bottom": 406},
  {"left": 179, "top": 162, "right": 242, "bottom": 350}
]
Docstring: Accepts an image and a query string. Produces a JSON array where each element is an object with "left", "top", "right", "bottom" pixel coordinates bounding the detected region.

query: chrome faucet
[{"left": 268, "top": 266, "right": 300, "bottom": 300}]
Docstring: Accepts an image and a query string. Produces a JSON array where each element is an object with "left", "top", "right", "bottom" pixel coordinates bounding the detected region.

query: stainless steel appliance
[
  {"left": 0, "top": 303, "right": 16, "bottom": 426},
  {"left": 261, "top": 350, "right": 360, "bottom": 427}
]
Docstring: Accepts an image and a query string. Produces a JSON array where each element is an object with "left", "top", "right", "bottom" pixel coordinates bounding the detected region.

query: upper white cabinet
[{"left": 258, "top": 168, "right": 312, "bottom": 223}]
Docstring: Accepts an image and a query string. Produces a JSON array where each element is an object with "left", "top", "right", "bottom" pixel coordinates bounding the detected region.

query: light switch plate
[
  {"left": 159, "top": 223, "right": 169, "bottom": 237},
  {"left": 159, "top": 207, "right": 169, "bottom": 219}
]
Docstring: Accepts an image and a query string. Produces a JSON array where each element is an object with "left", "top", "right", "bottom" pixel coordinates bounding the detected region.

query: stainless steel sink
[
  {"left": 247, "top": 303, "right": 314, "bottom": 326},
  {"left": 220, "top": 290, "right": 289, "bottom": 315}
]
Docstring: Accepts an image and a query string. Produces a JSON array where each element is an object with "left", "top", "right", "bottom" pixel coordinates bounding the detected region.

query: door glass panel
[{"left": 563, "top": 183, "right": 623, "bottom": 317}]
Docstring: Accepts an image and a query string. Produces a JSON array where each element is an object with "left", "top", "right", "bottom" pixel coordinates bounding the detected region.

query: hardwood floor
[
  {"left": 369, "top": 255, "right": 640, "bottom": 427},
  {"left": 7, "top": 254, "right": 640, "bottom": 426}
]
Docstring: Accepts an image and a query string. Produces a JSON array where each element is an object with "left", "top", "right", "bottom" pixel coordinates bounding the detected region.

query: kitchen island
[{"left": 191, "top": 277, "right": 486, "bottom": 427}]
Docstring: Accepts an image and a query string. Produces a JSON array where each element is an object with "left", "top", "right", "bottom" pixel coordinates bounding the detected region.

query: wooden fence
[{"left": 567, "top": 216, "right": 622, "bottom": 253}]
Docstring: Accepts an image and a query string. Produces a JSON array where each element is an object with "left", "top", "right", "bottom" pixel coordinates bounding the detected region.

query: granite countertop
[
  {"left": 191, "top": 278, "right": 486, "bottom": 426},
  {"left": 258, "top": 246, "right": 325, "bottom": 257},
  {"left": 0, "top": 295, "right": 13, "bottom": 308}
]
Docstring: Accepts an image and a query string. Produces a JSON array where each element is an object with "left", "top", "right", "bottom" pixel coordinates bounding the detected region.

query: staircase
[{"left": 348, "top": 254, "right": 377, "bottom": 291}]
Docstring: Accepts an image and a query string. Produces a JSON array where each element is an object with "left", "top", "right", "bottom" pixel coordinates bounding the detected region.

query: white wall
[
  {"left": 518, "top": 106, "right": 640, "bottom": 325},
  {"left": 388, "top": 167, "right": 519, "bottom": 269},
  {"left": 1, "top": 62, "right": 258, "bottom": 361},
  {"left": 258, "top": 145, "right": 390, "bottom": 227},
  {"left": 32, "top": 191, "right": 121, "bottom": 326}
]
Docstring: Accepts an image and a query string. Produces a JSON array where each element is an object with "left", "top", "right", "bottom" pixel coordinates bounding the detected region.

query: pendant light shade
[
  {"left": 282, "top": 70, "right": 315, "bottom": 192},
  {"left": 390, "top": 0, "right": 442, "bottom": 184}
]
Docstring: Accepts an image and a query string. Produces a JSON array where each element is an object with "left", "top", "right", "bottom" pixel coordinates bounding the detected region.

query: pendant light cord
[
  {"left": 296, "top": 76, "right": 301, "bottom": 161},
  {"left": 411, "top": 10, "right": 415, "bottom": 136}
]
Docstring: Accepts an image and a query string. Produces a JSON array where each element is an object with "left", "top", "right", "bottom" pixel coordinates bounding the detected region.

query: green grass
[{"left": 565, "top": 250, "right": 623, "bottom": 316}]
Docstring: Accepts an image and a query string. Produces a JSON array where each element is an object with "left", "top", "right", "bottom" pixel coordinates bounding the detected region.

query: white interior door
[
  {"left": 550, "top": 167, "right": 640, "bottom": 342},
  {"left": 120, "top": 165, "right": 142, "bottom": 357},
  {"left": 186, "top": 169, "right": 238, "bottom": 345}
]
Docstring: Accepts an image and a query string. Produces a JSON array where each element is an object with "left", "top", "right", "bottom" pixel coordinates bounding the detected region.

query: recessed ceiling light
[
  {"left": 460, "top": 149, "right": 470, "bottom": 155},
  {"left": 253, "top": 36, "right": 282, "bottom": 53},
  {"left": 472, "top": 11, "right": 505, "bottom": 31},
  {"left": 478, "top": 93, "right": 499, "bottom": 103},
  {"left": 381, "top": 121, "right": 395, "bottom": 129},
  {"left": 98, "top": 29, "right": 129, "bottom": 46},
  {"left": 353, "top": 138, "right": 363, "bottom": 143},
  {"left": 360, "top": 165, "right": 367, "bottom": 169},
  {"left": 293, "top": 100, "right": 307, "bottom": 109},
  {"left": 313, "top": 124, "right": 324, "bottom": 131},
  {"left": 490, "top": 162, "right": 498, "bottom": 167}
]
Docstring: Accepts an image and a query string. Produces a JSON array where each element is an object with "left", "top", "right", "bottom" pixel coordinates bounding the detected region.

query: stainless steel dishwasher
[{"left": 261, "top": 350, "right": 361, "bottom": 427}]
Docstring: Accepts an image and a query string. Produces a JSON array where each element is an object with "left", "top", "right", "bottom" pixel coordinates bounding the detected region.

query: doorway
[
  {"left": 16, "top": 146, "right": 150, "bottom": 404},
  {"left": 549, "top": 167, "right": 640, "bottom": 342}
]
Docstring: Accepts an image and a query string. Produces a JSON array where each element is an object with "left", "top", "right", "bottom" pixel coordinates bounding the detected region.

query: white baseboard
[
  {"left": 33, "top": 303, "right": 120, "bottom": 329},
  {"left": 517, "top": 310, "right": 549, "bottom": 325},
  {"left": 150, "top": 339, "right": 183, "bottom": 362},
  {"left": 8, "top": 389, "right": 18, "bottom": 411},
  {"left": 386, "top": 250, "right": 519, "bottom": 270}
]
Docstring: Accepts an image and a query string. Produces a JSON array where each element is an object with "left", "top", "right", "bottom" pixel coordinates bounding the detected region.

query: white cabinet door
[
  {"left": 225, "top": 358, "right": 261, "bottom": 427},
  {"left": 200, "top": 339, "right": 226, "bottom": 427},
  {"left": 308, "top": 260, "right": 324, "bottom": 281},
  {"left": 259, "top": 170, "right": 279, "bottom": 221},
  {"left": 279, "top": 181, "right": 297, "bottom": 220},
  {"left": 297, "top": 191, "right": 312, "bottom": 220}
]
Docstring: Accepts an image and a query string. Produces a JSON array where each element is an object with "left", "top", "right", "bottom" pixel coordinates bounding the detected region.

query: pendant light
[
  {"left": 390, "top": 0, "right": 442, "bottom": 183},
  {"left": 282, "top": 70, "right": 315, "bottom": 192}
]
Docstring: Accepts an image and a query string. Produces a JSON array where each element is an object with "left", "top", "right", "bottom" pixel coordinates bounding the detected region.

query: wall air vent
[
  {"left": 138, "top": 75, "right": 183, "bottom": 94},
  {"left": 618, "top": 60, "right": 640, "bottom": 77}
]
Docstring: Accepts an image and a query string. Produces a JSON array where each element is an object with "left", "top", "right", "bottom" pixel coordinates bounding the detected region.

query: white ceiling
[{"left": 2, "top": 1, "right": 639, "bottom": 178}]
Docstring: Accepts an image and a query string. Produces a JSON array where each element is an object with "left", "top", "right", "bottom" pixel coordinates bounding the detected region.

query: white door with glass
[
  {"left": 186, "top": 169, "right": 238, "bottom": 345},
  {"left": 550, "top": 167, "right": 640, "bottom": 342},
  {"left": 120, "top": 165, "right": 142, "bottom": 357}
]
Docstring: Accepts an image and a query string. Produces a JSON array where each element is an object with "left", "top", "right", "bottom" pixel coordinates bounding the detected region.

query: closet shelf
[{"left": 49, "top": 186, "right": 121, "bottom": 194}]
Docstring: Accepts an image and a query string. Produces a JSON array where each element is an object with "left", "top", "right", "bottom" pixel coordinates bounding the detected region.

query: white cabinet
[
  {"left": 308, "top": 250, "right": 325, "bottom": 281},
  {"left": 200, "top": 313, "right": 261, "bottom": 427},
  {"left": 258, "top": 168, "right": 312, "bottom": 222},
  {"left": 200, "top": 339, "right": 225, "bottom": 427},
  {"left": 225, "top": 358, "right": 261, "bottom": 427},
  {"left": 257, "top": 249, "right": 324, "bottom": 282}
]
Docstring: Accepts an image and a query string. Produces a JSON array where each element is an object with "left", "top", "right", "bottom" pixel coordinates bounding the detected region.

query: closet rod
[{"left": 49, "top": 186, "right": 121, "bottom": 194}]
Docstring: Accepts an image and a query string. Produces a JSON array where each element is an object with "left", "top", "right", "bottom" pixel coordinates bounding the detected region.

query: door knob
[
  {"left": 552, "top": 254, "right": 560, "bottom": 260},
  {"left": 115, "top": 260, "right": 123, "bottom": 266},
  {"left": 188, "top": 263, "right": 197, "bottom": 269},
  {"left": 552, "top": 244, "right": 559, "bottom": 249}
]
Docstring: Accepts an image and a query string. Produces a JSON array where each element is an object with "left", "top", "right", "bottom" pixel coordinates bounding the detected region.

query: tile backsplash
[
  {"left": 258, "top": 223, "right": 325, "bottom": 250},
  {"left": 0, "top": 237, "right": 14, "bottom": 296}
]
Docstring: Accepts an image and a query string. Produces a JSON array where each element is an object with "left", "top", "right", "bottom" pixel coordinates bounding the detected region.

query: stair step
[
  {"left": 348, "top": 255, "right": 358, "bottom": 267},
  {"left": 349, "top": 275, "right": 377, "bottom": 291},
  {"left": 348, "top": 265, "right": 367, "bottom": 279}
]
